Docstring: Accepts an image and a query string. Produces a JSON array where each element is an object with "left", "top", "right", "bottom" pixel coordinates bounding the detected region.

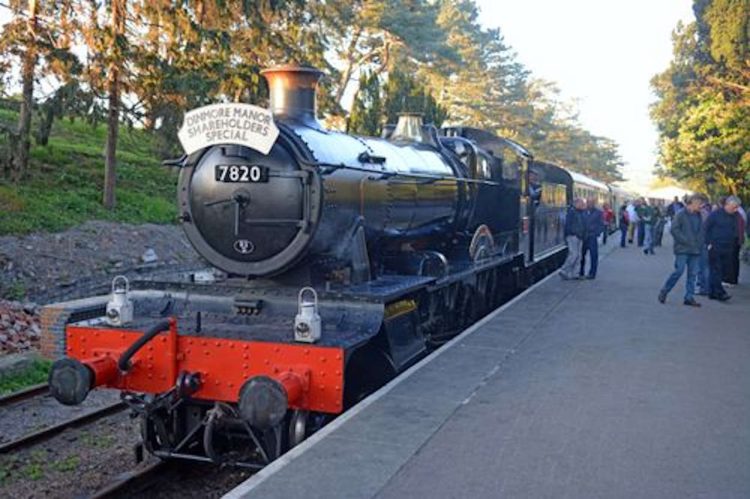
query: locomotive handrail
[
  {"left": 162, "top": 155, "right": 187, "bottom": 167},
  {"left": 322, "top": 162, "right": 502, "bottom": 187},
  {"left": 118, "top": 319, "right": 172, "bottom": 373}
]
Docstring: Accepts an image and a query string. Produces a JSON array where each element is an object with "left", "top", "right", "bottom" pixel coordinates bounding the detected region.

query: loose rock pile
[{"left": 0, "top": 300, "right": 40, "bottom": 353}]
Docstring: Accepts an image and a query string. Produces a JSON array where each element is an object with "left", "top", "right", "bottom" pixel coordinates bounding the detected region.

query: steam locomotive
[{"left": 47, "top": 65, "right": 612, "bottom": 467}]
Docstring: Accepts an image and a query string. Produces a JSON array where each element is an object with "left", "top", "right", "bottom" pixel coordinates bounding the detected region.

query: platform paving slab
[{"left": 225, "top": 239, "right": 750, "bottom": 499}]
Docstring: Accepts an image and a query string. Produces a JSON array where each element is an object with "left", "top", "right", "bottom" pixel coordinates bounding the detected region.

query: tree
[
  {"left": 651, "top": 1, "right": 750, "bottom": 200},
  {"left": 382, "top": 66, "right": 448, "bottom": 126},
  {"left": 14, "top": 0, "right": 38, "bottom": 181},
  {"left": 102, "top": 0, "right": 125, "bottom": 209},
  {"left": 0, "top": 0, "right": 40, "bottom": 180},
  {"left": 0, "top": 0, "right": 78, "bottom": 179},
  {"left": 347, "top": 70, "right": 383, "bottom": 135},
  {"left": 327, "top": 0, "right": 457, "bottom": 112},
  {"left": 75, "top": 0, "right": 129, "bottom": 210}
]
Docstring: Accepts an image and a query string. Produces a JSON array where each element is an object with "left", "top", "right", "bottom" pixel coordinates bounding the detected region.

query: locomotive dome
[{"left": 177, "top": 65, "right": 324, "bottom": 277}]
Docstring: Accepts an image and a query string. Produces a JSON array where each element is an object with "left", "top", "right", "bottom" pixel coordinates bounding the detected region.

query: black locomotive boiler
[{"left": 48, "top": 65, "right": 576, "bottom": 467}]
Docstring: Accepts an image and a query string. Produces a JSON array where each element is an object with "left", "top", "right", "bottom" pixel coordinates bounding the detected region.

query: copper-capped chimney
[{"left": 261, "top": 65, "right": 323, "bottom": 126}]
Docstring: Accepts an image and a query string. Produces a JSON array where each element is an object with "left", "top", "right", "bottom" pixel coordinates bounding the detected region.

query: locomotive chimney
[{"left": 261, "top": 65, "right": 323, "bottom": 126}]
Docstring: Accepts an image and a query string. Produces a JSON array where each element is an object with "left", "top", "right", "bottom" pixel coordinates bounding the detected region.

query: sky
[{"left": 475, "top": 0, "right": 694, "bottom": 191}]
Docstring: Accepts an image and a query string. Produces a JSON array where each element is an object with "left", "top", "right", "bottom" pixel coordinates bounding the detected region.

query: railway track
[
  {"left": 0, "top": 382, "right": 49, "bottom": 405},
  {"left": 0, "top": 383, "right": 127, "bottom": 454},
  {"left": 88, "top": 460, "right": 173, "bottom": 499}
]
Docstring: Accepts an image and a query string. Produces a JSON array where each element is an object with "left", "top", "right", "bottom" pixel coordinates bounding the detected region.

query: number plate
[{"left": 215, "top": 165, "right": 269, "bottom": 183}]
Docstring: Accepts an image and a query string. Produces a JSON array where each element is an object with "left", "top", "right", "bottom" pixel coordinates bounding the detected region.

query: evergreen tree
[
  {"left": 347, "top": 70, "right": 383, "bottom": 136},
  {"left": 328, "top": 0, "right": 457, "bottom": 112},
  {"left": 383, "top": 67, "right": 448, "bottom": 126}
]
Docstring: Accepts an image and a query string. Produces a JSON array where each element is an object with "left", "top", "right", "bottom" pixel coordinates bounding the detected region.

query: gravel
[
  {"left": 141, "top": 466, "right": 254, "bottom": 498},
  {"left": 0, "top": 410, "right": 143, "bottom": 498},
  {"left": 0, "top": 220, "right": 204, "bottom": 304},
  {"left": 0, "top": 388, "right": 122, "bottom": 445}
]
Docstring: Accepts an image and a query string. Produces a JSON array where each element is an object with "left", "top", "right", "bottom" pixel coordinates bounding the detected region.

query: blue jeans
[
  {"left": 697, "top": 246, "right": 709, "bottom": 293},
  {"left": 620, "top": 226, "right": 627, "bottom": 247},
  {"left": 644, "top": 223, "right": 654, "bottom": 252},
  {"left": 661, "top": 253, "right": 699, "bottom": 300},
  {"left": 579, "top": 235, "right": 599, "bottom": 277}
]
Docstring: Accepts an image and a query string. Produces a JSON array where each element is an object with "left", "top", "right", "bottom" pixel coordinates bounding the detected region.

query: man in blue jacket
[
  {"left": 658, "top": 194, "right": 705, "bottom": 306},
  {"left": 704, "top": 196, "right": 742, "bottom": 301},
  {"left": 579, "top": 198, "right": 605, "bottom": 279}
]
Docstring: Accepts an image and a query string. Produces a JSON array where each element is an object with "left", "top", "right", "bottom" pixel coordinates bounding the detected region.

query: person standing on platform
[
  {"left": 641, "top": 201, "right": 656, "bottom": 255},
  {"left": 636, "top": 198, "right": 649, "bottom": 247},
  {"left": 723, "top": 202, "right": 746, "bottom": 285},
  {"left": 579, "top": 198, "right": 604, "bottom": 280},
  {"left": 619, "top": 204, "right": 629, "bottom": 248},
  {"left": 560, "top": 198, "right": 586, "bottom": 280},
  {"left": 696, "top": 196, "right": 712, "bottom": 296},
  {"left": 626, "top": 199, "right": 638, "bottom": 244},
  {"left": 602, "top": 203, "right": 614, "bottom": 245},
  {"left": 658, "top": 194, "right": 705, "bottom": 307},
  {"left": 654, "top": 206, "right": 666, "bottom": 247},
  {"left": 704, "top": 196, "right": 741, "bottom": 301}
]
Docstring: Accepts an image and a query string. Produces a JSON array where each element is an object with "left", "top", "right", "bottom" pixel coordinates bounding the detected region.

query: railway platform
[{"left": 225, "top": 238, "right": 750, "bottom": 499}]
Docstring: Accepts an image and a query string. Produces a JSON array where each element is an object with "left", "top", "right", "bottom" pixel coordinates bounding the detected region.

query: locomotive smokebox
[{"left": 261, "top": 65, "right": 323, "bottom": 126}]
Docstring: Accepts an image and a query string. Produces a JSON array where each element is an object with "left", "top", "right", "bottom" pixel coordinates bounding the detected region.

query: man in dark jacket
[
  {"left": 559, "top": 198, "right": 586, "bottom": 280},
  {"left": 579, "top": 198, "right": 605, "bottom": 279},
  {"left": 704, "top": 196, "right": 742, "bottom": 301},
  {"left": 658, "top": 194, "right": 705, "bottom": 306}
]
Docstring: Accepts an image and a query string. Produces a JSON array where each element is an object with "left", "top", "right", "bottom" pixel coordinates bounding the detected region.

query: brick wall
[{"left": 39, "top": 296, "right": 109, "bottom": 359}]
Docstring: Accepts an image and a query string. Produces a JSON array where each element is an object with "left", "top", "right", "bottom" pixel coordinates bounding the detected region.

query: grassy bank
[
  {"left": 0, "top": 358, "right": 52, "bottom": 395},
  {"left": 0, "top": 108, "right": 177, "bottom": 235}
]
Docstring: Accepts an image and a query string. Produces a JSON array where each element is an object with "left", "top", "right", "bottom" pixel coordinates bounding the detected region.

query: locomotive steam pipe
[{"left": 117, "top": 318, "right": 172, "bottom": 373}]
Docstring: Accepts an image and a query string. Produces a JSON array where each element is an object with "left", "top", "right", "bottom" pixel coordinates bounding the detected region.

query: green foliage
[
  {"left": 348, "top": 67, "right": 448, "bottom": 136},
  {"left": 652, "top": 1, "right": 750, "bottom": 199},
  {"left": 348, "top": 70, "right": 383, "bottom": 136},
  {"left": 383, "top": 67, "right": 449, "bottom": 127},
  {"left": 22, "top": 463, "right": 44, "bottom": 481},
  {"left": 51, "top": 455, "right": 80, "bottom": 473},
  {"left": 0, "top": 279, "right": 26, "bottom": 301},
  {"left": 0, "top": 107, "right": 176, "bottom": 235},
  {"left": 0, "top": 359, "right": 52, "bottom": 395},
  {"left": 694, "top": 0, "right": 749, "bottom": 73}
]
